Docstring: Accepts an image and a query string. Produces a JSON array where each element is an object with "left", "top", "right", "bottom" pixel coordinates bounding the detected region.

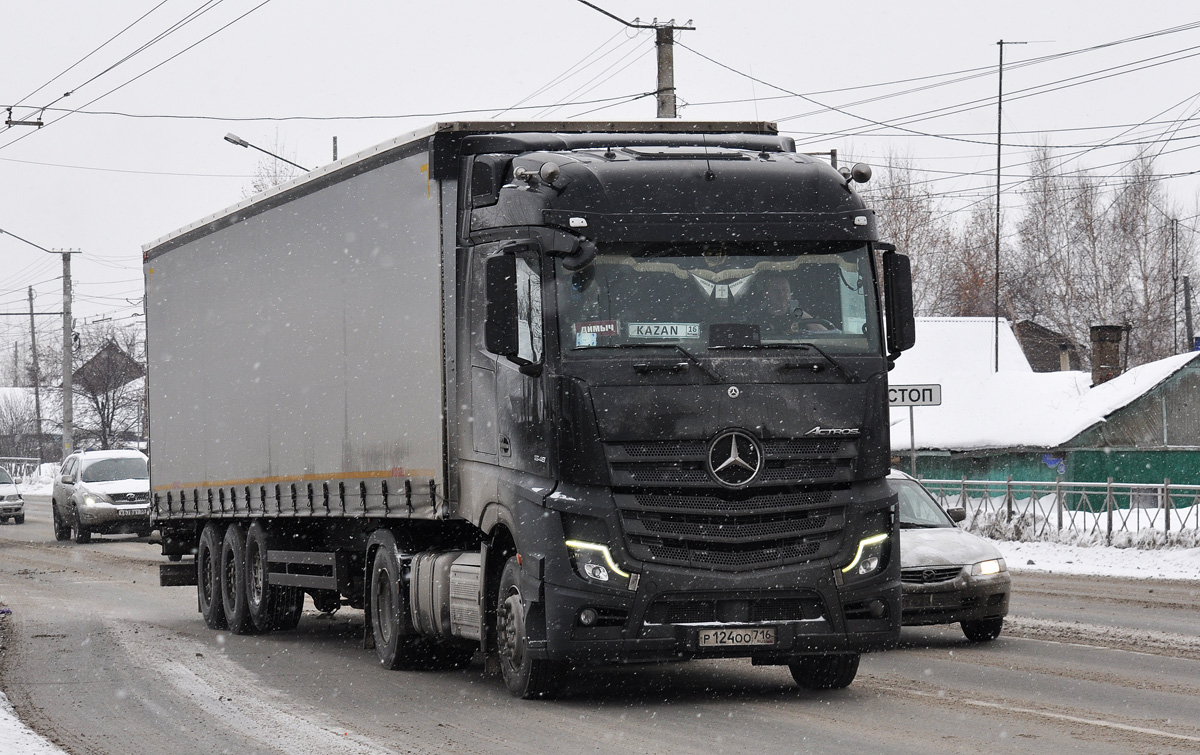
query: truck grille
[
  {"left": 605, "top": 438, "right": 854, "bottom": 489},
  {"left": 615, "top": 489, "right": 845, "bottom": 572}
]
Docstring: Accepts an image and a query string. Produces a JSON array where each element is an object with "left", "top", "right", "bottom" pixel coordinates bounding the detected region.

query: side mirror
[
  {"left": 470, "top": 155, "right": 509, "bottom": 209},
  {"left": 947, "top": 507, "right": 966, "bottom": 523},
  {"left": 484, "top": 254, "right": 519, "bottom": 357},
  {"left": 880, "top": 244, "right": 916, "bottom": 356}
]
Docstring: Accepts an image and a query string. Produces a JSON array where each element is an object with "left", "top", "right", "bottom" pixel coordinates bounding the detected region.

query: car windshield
[
  {"left": 81, "top": 457, "right": 148, "bottom": 483},
  {"left": 892, "top": 479, "right": 955, "bottom": 528},
  {"left": 556, "top": 242, "right": 880, "bottom": 355},
  {"left": 0, "top": 469, "right": 12, "bottom": 485}
]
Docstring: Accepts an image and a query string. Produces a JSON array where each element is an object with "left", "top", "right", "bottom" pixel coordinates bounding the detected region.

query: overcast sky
[{"left": 3, "top": 0, "right": 1198, "bottom": 348}]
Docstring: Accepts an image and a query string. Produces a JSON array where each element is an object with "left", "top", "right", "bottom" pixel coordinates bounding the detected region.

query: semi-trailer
[{"left": 145, "top": 121, "right": 915, "bottom": 698}]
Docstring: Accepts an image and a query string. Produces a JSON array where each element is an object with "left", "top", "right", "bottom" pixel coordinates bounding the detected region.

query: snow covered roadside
[
  {"left": 997, "top": 539, "right": 1200, "bottom": 580},
  {"left": 0, "top": 692, "right": 62, "bottom": 754}
]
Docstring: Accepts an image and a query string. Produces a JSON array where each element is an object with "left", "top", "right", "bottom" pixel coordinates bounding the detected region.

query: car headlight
[
  {"left": 971, "top": 558, "right": 1006, "bottom": 576},
  {"left": 840, "top": 533, "right": 890, "bottom": 582},
  {"left": 3, "top": 494, "right": 21, "bottom": 502},
  {"left": 565, "top": 540, "right": 639, "bottom": 591},
  {"left": 83, "top": 492, "right": 114, "bottom": 506}
]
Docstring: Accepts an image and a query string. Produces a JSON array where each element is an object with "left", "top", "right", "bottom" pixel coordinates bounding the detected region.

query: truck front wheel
[
  {"left": 495, "top": 556, "right": 564, "bottom": 699},
  {"left": 197, "top": 522, "right": 227, "bottom": 630},
  {"left": 788, "top": 653, "right": 859, "bottom": 690}
]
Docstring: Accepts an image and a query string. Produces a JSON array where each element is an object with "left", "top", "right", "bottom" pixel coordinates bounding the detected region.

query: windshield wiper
[
  {"left": 741, "top": 341, "right": 852, "bottom": 381},
  {"left": 899, "top": 522, "right": 946, "bottom": 529},
  {"left": 610, "top": 342, "right": 723, "bottom": 382}
]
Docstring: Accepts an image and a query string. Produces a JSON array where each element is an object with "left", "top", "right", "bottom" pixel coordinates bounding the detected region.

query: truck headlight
[
  {"left": 971, "top": 558, "right": 1006, "bottom": 576},
  {"left": 840, "top": 533, "right": 889, "bottom": 580},
  {"left": 565, "top": 540, "right": 639, "bottom": 591}
]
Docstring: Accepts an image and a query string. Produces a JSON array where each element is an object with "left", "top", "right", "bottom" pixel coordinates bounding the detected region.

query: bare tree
[
  {"left": 0, "top": 390, "right": 37, "bottom": 458},
  {"left": 71, "top": 323, "right": 146, "bottom": 450},
  {"left": 866, "top": 156, "right": 960, "bottom": 316},
  {"left": 242, "top": 134, "right": 302, "bottom": 197}
]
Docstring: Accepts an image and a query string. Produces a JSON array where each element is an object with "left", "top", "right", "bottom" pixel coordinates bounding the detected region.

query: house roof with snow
[{"left": 889, "top": 317, "right": 1200, "bottom": 451}]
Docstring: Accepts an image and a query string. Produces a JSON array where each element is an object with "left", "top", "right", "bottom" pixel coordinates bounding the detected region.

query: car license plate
[
  {"left": 118, "top": 507, "right": 148, "bottom": 517},
  {"left": 698, "top": 627, "right": 776, "bottom": 647}
]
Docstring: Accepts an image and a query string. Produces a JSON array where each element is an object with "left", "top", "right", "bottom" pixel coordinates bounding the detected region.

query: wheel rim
[
  {"left": 223, "top": 552, "right": 237, "bottom": 604},
  {"left": 200, "top": 544, "right": 215, "bottom": 607},
  {"left": 373, "top": 566, "right": 394, "bottom": 646},
  {"left": 248, "top": 542, "right": 264, "bottom": 606},
  {"left": 497, "top": 587, "right": 525, "bottom": 672}
]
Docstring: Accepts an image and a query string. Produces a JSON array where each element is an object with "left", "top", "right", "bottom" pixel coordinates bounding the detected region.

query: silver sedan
[{"left": 890, "top": 470, "right": 1011, "bottom": 642}]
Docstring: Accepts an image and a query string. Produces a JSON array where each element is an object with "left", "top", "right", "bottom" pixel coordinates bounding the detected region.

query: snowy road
[{"left": 3, "top": 496, "right": 1200, "bottom": 754}]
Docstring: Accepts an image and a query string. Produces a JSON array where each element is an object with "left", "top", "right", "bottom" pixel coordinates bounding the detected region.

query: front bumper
[
  {"left": 78, "top": 501, "right": 152, "bottom": 533},
  {"left": 0, "top": 501, "right": 23, "bottom": 517},
  {"left": 541, "top": 564, "right": 900, "bottom": 665},
  {"left": 900, "top": 571, "right": 1011, "bottom": 626}
]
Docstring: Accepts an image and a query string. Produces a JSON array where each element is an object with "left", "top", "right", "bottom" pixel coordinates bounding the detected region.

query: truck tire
[
  {"left": 52, "top": 504, "right": 71, "bottom": 541},
  {"left": 245, "top": 521, "right": 276, "bottom": 632},
  {"left": 369, "top": 538, "right": 422, "bottom": 669},
  {"left": 788, "top": 653, "right": 859, "bottom": 690},
  {"left": 220, "top": 523, "right": 254, "bottom": 634},
  {"left": 72, "top": 508, "right": 92, "bottom": 544},
  {"left": 961, "top": 616, "right": 1004, "bottom": 642},
  {"left": 197, "top": 522, "right": 228, "bottom": 630},
  {"left": 495, "top": 555, "right": 564, "bottom": 699}
]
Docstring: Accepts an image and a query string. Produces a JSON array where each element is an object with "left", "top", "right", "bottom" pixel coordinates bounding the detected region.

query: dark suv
[{"left": 52, "top": 450, "right": 151, "bottom": 543}]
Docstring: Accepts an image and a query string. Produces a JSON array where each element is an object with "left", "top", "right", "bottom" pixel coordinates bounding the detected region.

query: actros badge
[{"left": 706, "top": 429, "right": 763, "bottom": 488}]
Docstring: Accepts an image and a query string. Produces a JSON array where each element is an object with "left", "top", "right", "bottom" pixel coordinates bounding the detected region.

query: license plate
[
  {"left": 118, "top": 507, "right": 148, "bottom": 517},
  {"left": 698, "top": 627, "right": 776, "bottom": 647}
]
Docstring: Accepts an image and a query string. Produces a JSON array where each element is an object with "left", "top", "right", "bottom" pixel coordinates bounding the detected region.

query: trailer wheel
[
  {"left": 197, "top": 522, "right": 227, "bottom": 630},
  {"left": 496, "top": 556, "right": 564, "bottom": 699},
  {"left": 220, "top": 523, "right": 254, "bottom": 634},
  {"left": 788, "top": 653, "right": 859, "bottom": 690},
  {"left": 245, "top": 521, "right": 276, "bottom": 632},
  {"left": 52, "top": 504, "right": 70, "bottom": 541},
  {"left": 369, "top": 540, "right": 423, "bottom": 669}
]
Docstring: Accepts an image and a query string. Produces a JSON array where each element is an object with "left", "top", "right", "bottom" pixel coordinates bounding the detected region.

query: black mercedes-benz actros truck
[{"left": 146, "top": 121, "right": 916, "bottom": 698}]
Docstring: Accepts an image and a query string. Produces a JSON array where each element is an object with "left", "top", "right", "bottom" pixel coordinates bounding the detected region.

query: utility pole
[
  {"left": 994, "top": 39, "right": 1027, "bottom": 373},
  {"left": 1, "top": 228, "right": 79, "bottom": 461},
  {"left": 27, "top": 287, "right": 44, "bottom": 464},
  {"left": 1185, "top": 274, "right": 1195, "bottom": 352},
  {"left": 574, "top": 1, "right": 694, "bottom": 118},
  {"left": 1172, "top": 218, "right": 1179, "bottom": 352},
  {"left": 61, "top": 250, "right": 75, "bottom": 459}
]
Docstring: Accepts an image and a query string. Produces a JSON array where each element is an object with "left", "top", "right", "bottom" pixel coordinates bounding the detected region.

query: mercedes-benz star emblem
[{"left": 706, "top": 429, "right": 763, "bottom": 488}]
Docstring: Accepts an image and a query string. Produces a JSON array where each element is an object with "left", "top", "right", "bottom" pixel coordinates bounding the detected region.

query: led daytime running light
[
  {"left": 565, "top": 540, "right": 630, "bottom": 578},
  {"left": 841, "top": 533, "right": 889, "bottom": 574}
]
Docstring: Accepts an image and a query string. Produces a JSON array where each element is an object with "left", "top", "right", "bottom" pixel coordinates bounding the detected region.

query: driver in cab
[{"left": 758, "top": 272, "right": 832, "bottom": 335}]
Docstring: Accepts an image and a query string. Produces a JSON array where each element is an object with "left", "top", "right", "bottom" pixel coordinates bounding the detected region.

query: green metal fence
[{"left": 921, "top": 477, "right": 1200, "bottom": 543}]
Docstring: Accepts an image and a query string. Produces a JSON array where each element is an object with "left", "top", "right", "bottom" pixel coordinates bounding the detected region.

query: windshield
[
  {"left": 81, "top": 457, "right": 148, "bottom": 483},
  {"left": 556, "top": 242, "right": 880, "bottom": 355},
  {"left": 892, "top": 479, "right": 955, "bottom": 528},
  {"left": 0, "top": 469, "right": 12, "bottom": 485}
]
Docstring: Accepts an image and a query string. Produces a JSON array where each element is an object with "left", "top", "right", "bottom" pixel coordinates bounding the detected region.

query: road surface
[{"left": 2, "top": 495, "right": 1199, "bottom": 754}]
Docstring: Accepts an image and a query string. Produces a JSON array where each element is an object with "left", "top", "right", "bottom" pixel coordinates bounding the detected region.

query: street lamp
[{"left": 223, "top": 132, "right": 309, "bottom": 172}]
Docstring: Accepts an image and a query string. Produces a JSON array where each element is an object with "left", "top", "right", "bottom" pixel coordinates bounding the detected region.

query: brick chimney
[{"left": 1090, "top": 325, "right": 1124, "bottom": 385}]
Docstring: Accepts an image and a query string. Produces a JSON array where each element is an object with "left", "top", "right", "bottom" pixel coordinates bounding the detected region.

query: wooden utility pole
[
  {"left": 27, "top": 287, "right": 44, "bottom": 464},
  {"left": 574, "top": 1, "right": 693, "bottom": 118}
]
